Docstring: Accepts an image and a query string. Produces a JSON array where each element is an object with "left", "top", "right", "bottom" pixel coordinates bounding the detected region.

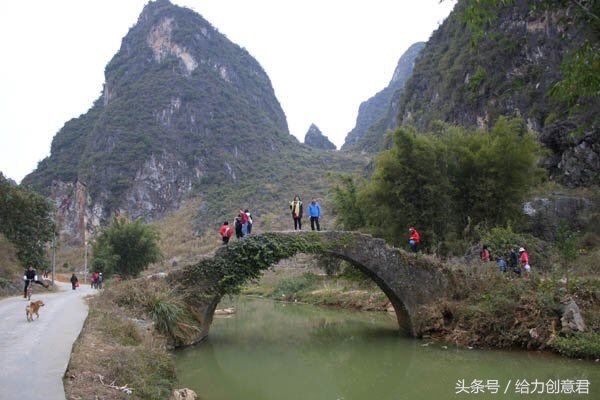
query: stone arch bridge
[{"left": 169, "top": 231, "right": 455, "bottom": 344}]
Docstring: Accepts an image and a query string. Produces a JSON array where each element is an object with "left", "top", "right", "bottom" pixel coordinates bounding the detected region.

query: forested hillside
[{"left": 397, "top": 0, "right": 598, "bottom": 186}]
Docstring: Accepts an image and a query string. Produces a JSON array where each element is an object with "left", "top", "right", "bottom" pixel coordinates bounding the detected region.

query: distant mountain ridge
[
  {"left": 304, "top": 124, "right": 336, "bottom": 150},
  {"left": 21, "top": 0, "right": 366, "bottom": 243},
  {"left": 22, "top": 0, "right": 292, "bottom": 238},
  {"left": 342, "top": 42, "right": 425, "bottom": 152}
]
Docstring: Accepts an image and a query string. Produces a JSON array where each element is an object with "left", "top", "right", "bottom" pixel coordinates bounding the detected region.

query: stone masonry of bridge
[{"left": 168, "top": 231, "right": 454, "bottom": 345}]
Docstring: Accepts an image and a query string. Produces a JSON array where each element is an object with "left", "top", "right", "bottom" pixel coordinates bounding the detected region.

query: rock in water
[
  {"left": 171, "top": 388, "right": 198, "bottom": 400},
  {"left": 561, "top": 299, "right": 586, "bottom": 333},
  {"left": 304, "top": 124, "right": 336, "bottom": 150}
]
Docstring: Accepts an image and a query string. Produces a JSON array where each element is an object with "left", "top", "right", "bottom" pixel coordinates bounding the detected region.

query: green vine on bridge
[{"left": 180, "top": 233, "right": 325, "bottom": 298}]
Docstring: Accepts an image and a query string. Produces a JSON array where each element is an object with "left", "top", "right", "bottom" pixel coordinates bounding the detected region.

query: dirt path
[{"left": 0, "top": 281, "right": 94, "bottom": 400}]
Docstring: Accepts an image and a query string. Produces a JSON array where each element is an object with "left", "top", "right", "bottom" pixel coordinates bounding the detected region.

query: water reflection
[{"left": 175, "top": 297, "right": 598, "bottom": 400}]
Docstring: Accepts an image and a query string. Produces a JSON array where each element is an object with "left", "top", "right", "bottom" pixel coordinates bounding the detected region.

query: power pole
[
  {"left": 84, "top": 241, "right": 88, "bottom": 284},
  {"left": 51, "top": 232, "right": 56, "bottom": 286}
]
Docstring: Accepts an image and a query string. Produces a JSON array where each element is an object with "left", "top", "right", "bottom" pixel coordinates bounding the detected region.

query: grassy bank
[
  {"left": 64, "top": 280, "right": 182, "bottom": 400},
  {"left": 242, "top": 254, "right": 394, "bottom": 311}
]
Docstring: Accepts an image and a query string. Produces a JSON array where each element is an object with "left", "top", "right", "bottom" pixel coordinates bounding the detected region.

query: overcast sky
[{"left": 0, "top": 0, "right": 456, "bottom": 182}]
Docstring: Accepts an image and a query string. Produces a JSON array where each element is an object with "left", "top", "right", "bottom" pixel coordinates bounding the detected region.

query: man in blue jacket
[{"left": 308, "top": 198, "right": 321, "bottom": 231}]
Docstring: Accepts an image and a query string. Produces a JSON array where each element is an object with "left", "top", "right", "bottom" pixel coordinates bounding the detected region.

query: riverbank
[
  {"left": 63, "top": 250, "right": 599, "bottom": 398},
  {"left": 63, "top": 283, "right": 177, "bottom": 400},
  {"left": 242, "top": 258, "right": 600, "bottom": 360}
]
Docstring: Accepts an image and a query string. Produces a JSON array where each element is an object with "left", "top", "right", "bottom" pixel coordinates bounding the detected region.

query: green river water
[{"left": 174, "top": 297, "right": 598, "bottom": 400}]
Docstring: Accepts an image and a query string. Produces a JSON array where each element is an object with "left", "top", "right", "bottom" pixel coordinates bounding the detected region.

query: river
[{"left": 174, "top": 297, "right": 598, "bottom": 399}]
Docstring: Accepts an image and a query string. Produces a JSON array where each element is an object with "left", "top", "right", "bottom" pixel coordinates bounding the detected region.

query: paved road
[{"left": 0, "top": 282, "right": 94, "bottom": 400}]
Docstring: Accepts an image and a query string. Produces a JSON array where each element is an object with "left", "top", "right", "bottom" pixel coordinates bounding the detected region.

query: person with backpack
[
  {"left": 245, "top": 209, "right": 253, "bottom": 235},
  {"left": 219, "top": 221, "right": 234, "bottom": 245},
  {"left": 289, "top": 195, "right": 303, "bottom": 230},
  {"left": 408, "top": 227, "right": 420, "bottom": 252},
  {"left": 308, "top": 198, "right": 321, "bottom": 231},
  {"left": 496, "top": 256, "right": 507, "bottom": 272}
]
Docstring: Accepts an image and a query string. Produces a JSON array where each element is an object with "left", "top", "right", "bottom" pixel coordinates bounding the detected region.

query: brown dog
[{"left": 26, "top": 300, "right": 45, "bottom": 322}]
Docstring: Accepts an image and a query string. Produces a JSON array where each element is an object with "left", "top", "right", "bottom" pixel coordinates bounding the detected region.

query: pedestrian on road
[
  {"left": 219, "top": 221, "right": 234, "bottom": 245},
  {"left": 23, "top": 265, "right": 49, "bottom": 298},
  {"left": 308, "top": 198, "right": 321, "bottom": 231},
  {"left": 290, "top": 195, "right": 303, "bottom": 230},
  {"left": 70, "top": 273, "right": 78, "bottom": 290}
]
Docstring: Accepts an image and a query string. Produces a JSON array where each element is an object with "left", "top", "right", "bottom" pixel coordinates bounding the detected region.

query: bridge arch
[{"left": 169, "top": 231, "right": 451, "bottom": 344}]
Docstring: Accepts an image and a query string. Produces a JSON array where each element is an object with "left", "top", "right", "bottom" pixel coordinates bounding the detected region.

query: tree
[
  {"left": 0, "top": 173, "right": 54, "bottom": 266},
  {"left": 556, "top": 222, "right": 578, "bottom": 293},
  {"left": 92, "top": 217, "right": 161, "bottom": 278},
  {"left": 332, "top": 117, "right": 544, "bottom": 254},
  {"left": 332, "top": 175, "right": 366, "bottom": 230}
]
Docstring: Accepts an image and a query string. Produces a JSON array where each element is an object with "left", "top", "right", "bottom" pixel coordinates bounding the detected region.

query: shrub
[
  {"left": 552, "top": 332, "right": 600, "bottom": 359},
  {"left": 274, "top": 273, "right": 319, "bottom": 296},
  {"left": 92, "top": 217, "right": 161, "bottom": 278}
]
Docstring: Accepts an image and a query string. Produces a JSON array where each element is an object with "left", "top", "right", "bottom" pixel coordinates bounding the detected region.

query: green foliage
[
  {"left": 273, "top": 273, "right": 319, "bottom": 297},
  {"left": 482, "top": 226, "right": 554, "bottom": 268},
  {"left": 551, "top": 41, "right": 600, "bottom": 106},
  {"left": 0, "top": 173, "right": 54, "bottom": 266},
  {"left": 334, "top": 118, "right": 544, "bottom": 253},
  {"left": 556, "top": 222, "right": 578, "bottom": 263},
  {"left": 552, "top": 332, "right": 600, "bottom": 359},
  {"left": 332, "top": 176, "right": 366, "bottom": 230},
  {"left": 92, "top": 218, "right": 161, "bottom": 278},
  {"left": 182, "top": 233, "right": 326, "bottom": 298},
  {"left": 459, "top": 0, "right": 514, "bottom": 45}
]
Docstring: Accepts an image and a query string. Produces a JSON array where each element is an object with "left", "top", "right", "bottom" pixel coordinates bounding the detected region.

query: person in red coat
[
  {"left": 519, "top": 247, "right": 531, "bottom": 277},
  {"left": 219, "top": 221, "right": 234, "bottom": 245},
  {"left": 408, "top": 227, "right": 420, "bottom": 252},
  {"left": 480, "top": 245, "right": 491, "bottom": 262}
]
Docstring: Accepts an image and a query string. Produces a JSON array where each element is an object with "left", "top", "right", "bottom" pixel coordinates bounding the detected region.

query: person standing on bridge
[
  {"left": 245, "top": 209, "right": 253, "bottom": 235},
  {"left": 234, "top": 216, "right": 244, "bottom": 239},
  {"left": 290, "top": 195, "right": 303, "bottom": 230},
  {"left": 308, "top": 198, "right": 321, "bottom": 231},
  {"left": 219, "top": 221, "right": 234, "bottom": 245},
  {"left": 408, "top": 227, "right": 420, "bottom": 252}
]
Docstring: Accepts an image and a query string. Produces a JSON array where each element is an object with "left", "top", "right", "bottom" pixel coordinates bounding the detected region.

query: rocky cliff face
[
  {"left": 342, "top": 42, "right": 425, "bottom": 152},
  {"left": 304, "top": 124, "right": 336, "bottom": 150},
  {"left": 22, "top": 0, "right": 296, "bottom": 241},
  {"left": 397, "top": 0, "right": 599, "bottom": 186}
]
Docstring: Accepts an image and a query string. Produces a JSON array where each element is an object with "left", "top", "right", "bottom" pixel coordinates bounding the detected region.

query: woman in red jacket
[
  {"left": 519, "top": 247, "right": 531, "bottom": 277},
  {"left": 408, "top": 227, "right": 420, "bottom": 252}
]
